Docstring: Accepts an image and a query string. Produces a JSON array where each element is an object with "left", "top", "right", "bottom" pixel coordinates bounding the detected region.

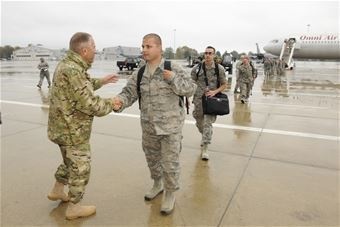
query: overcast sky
[{"left": 1, "top": 0, "right": 339, "bottom": 53}]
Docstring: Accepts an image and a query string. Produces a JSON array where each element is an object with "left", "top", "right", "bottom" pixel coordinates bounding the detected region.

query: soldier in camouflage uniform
[
  {"left": 234, "top": 55, "right": 245, "bottom": 93},
  {"left": 114, "top": 33, "right": 196, "bottom": 215},
  {"left": 238, "top": 55, "right": 253, "bottom": 104},
  {"left": 263, "top": 58, "right": 271, "bottom": 78},
  {"left": 37, "top": 57, "right": 51, "bottom": 88},
  {"left": 47, "top": 32, "right": 119, "bottom": 220},
  {"left": 191, "top": 46, "right": 227, "bottom": 161}
]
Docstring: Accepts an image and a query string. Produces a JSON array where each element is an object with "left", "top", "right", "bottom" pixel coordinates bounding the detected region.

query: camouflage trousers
[
  {"left": 193, "top": 97, "right": 217, "bottom": 145},
  {"left": 55, "top": 143, "right": 91, "bottom": 204},
  {"left": 142, "top": 131, "right": 182, "bottom": 192},
  {"left": 264, "top": 68, "right": 271, "bottom": 77},
  {"left": 240, "top": 81, "right": 252, "bottom": 100},
  {"left": 38, "top": 71, "right": 51, "bottom": 87},
  {"left": 234, "top": 73, "right": 241, "bottom": 91}
]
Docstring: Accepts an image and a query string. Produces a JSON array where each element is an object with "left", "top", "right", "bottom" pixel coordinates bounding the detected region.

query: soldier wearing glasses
[{"left": 190, "top": 46, "right": 227, "bottom": 161}]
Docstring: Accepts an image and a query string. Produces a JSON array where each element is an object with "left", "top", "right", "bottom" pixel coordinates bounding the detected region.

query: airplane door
[{"left": 289, "top": 38, "right": 301, "bottom": 49}]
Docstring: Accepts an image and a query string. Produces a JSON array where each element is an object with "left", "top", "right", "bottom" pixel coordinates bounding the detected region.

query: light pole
[
  {"left": 173, "top": 29, "right": 176, "bottom": 58},
  {"left": 307, "top": 24, "right": 310, "bottom": 33}
]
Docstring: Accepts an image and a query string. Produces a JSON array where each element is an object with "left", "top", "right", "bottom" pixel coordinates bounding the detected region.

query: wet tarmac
[{"left": 1, "top": 60, "right": 339, "bottom": 226}]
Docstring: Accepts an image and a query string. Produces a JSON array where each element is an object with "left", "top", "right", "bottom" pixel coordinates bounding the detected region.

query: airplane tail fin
[{"left": 256, "top": 43, "right": 261, "bottom": 54}]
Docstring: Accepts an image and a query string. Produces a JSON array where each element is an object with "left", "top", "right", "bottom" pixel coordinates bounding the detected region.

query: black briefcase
[{"left": 202, "top": 92, "right": 230, "bottom": 115}]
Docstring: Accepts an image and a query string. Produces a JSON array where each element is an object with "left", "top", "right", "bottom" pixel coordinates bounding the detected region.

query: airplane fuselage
[{"left": 263, "top": 34, "right": 340, "bottom": 59}]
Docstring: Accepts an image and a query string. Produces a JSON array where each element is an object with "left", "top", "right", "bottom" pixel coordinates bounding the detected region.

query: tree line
[
  {"left": 0, "top": 45, "right": 21, "bottom": 60},
  {"left": 1, "top": 44, "right": 249, "bottom": 61},
  {"left": 164, "top": 46, "right": 246, "bottom": 61}
]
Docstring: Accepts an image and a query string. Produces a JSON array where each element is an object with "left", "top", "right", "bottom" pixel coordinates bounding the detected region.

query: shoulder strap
[
  {"left": 215, "top": 62, "right": 220, "bottom": 88},
  {"left": 202, "top": 62, "right": 221, "bottom": 88},
  {"left": 196, "top": 63, "right": 202, "bottom": 79},
  {"left": 164, "top": 60, "right": 186, "bottom": 110},
  {"left": 249, "top": 61, "right": 254, "bottom": 70},
  {"left": 137, "top": 61, "right": 172, "bottom": 109},
  {"left": 202, "top": 62, "right": 208, "bottom": 87},
  {"left": 137, "top": 65, "right": 146, "bottom": 109},
  {"left": 249, "top": 61, "right": 257, "bottom": 78},
  {"left": 164, "top": 60, "right": 185, "bottom": 108}
]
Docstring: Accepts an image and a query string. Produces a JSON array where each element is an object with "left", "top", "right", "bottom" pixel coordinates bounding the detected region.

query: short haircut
[
  {"left": 69, "top": 32, "right": 92, "bottom": 54},
  {"left": 143, "top": 33, "right": 162, "bottom": 46},
  {"left": 206, "top": 46, "right": 216, "bottom": 53}
]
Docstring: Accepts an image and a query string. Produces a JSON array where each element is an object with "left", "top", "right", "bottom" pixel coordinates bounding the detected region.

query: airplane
[
  {"left": 263, "top": 34, "right": 340, "bottom": 69},
  {"left": 250, "top": 43, "right": 265, "bottom": 63}
]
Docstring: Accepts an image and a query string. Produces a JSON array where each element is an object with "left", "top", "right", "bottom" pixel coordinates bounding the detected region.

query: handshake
[{"left": 112, "top": 97, "right": 123, "bottom": 111}]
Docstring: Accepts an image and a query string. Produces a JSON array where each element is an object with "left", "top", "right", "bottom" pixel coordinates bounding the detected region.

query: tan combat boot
[
  {"left": 47, "top": 181, "right": 69, "bottom": 202},
  {"left": 160, "top": 191, "right": 175, "bottom": 215},
  {"left": 65, "top": 202, "right": 96, "bottom": 220},
  {"left": 201, "top": 144, "right": 209, "bottom": 161},
  {"left": 144, "top": 178, "right": 163, "bottom": 201}
]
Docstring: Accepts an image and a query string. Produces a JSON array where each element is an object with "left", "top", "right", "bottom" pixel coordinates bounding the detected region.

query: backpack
[
  {"left": 240, "top": 61, "right": 257, "bottom": 79},
  {"left": 137, "top": 60, "right": 189, "bottom": 114},
  {"left": 250, "top": 61, "right": 258, "bottom": 78}
]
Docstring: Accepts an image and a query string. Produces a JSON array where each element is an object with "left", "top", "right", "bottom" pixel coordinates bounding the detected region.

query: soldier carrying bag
[{"left": 200, "top": 62, "right": 230, "bottom": 115}]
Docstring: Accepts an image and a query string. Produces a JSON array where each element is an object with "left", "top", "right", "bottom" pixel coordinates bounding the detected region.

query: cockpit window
[{"left": 271, "top": 39, "right": 279, "bottom": 43}]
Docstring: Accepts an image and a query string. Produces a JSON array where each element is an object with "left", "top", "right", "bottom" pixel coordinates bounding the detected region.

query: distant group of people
[
  {"left": 262, "top": 58, "right": 288, "bottom": 96},
  {"left": 263, "top": 58, "right": 286, "bottom": 77}
]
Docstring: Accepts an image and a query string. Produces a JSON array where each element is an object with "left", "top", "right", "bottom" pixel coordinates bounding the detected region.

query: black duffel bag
[{"left": 202, "top": 92, "right": 230, "bottom": 115}]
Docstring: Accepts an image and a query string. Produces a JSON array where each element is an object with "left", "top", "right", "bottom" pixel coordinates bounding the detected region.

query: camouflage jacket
[
  {"left": 191, "top": 61, "right": 227, "bottom": 101},
  {"left": 238, "top": 63, "right": 253, "bottom": 83},
  {"left": 117, "top": 59, "right": 197, "bottom": 135},
  {"left": 48, "top": 50, "right": 113, "bottom": 145},
  {"left": 38, "top": 62, "right": 49, "bottom": 71}
]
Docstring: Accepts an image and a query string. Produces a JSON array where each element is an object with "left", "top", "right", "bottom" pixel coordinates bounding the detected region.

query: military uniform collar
[
  {"left": 145, "top": 58, "right": 165, "bottom": 76},
  {"left": 66, "top": 50, "right": 91, "bottom": 70},
  {"left": 203, "top": 60, "right": 215, "bottom": 68},
  {"left": 146, "top": 58, "right": 165, "bottom": 69}
]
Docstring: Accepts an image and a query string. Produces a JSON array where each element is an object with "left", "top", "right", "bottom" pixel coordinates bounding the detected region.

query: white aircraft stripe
[{"left": 1, "top": 100, "right": 339, "bottom": 141}]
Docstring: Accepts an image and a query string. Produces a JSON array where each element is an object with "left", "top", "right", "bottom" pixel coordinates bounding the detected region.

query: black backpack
[
  {"left": 250, "top": 61, "right": 258, "bottom": 78},
  {"left": 136, "top": 61, "right": 189, "bottom": 114}
]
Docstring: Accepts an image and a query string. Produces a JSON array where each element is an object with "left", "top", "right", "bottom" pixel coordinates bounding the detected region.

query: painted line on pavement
[{"left": 1, "top": 100, "right": 339, "bottom": 141}]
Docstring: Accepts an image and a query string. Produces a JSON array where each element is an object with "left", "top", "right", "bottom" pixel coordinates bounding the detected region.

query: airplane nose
[
  {"left": 263, "top": 43, "right": 275, "bottom": 54},
  {"left": 263, "top": 44, "right": 269, "bottom": 52}
]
